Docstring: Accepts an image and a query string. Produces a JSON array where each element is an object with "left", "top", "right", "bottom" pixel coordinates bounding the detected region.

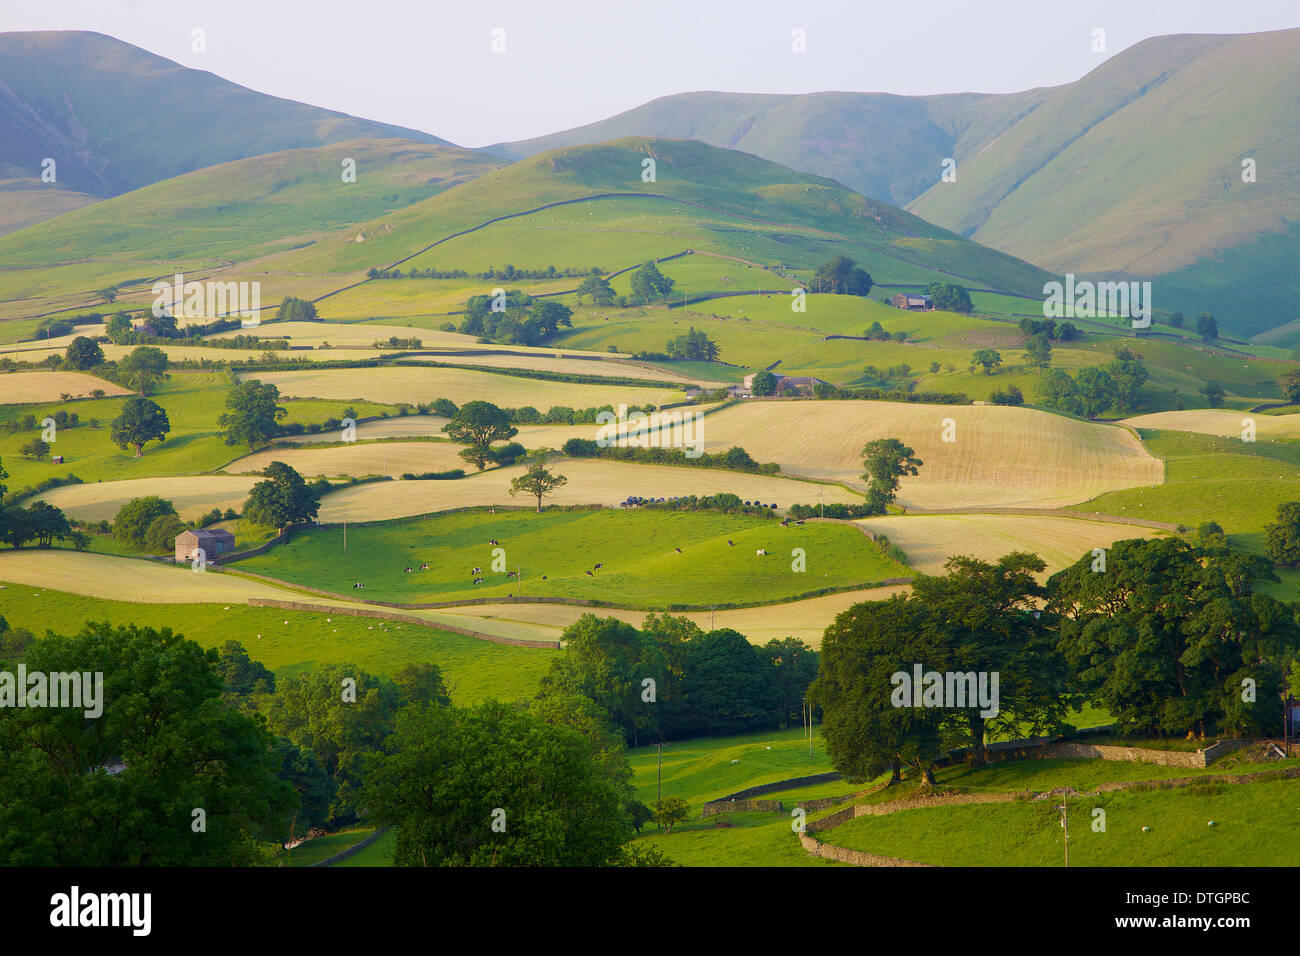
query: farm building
[
  {"left": 889, "top": 292, "right": 934, "bottom": 311},
  {"left": 741, "top": 372, "right": 829, "bottom": 396},
  {"left": 175, "top": 528, "right": 236, "bottom": 564}
]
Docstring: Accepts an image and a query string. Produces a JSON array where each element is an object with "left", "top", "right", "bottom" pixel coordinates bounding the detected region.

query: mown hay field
[
  {"left": 418, "top": 585, "right": 911, "bottom": 647},
  {"left": 859, "top": 513, "right": 1162, "bottom": 576},
  {"left": 241, "top": 365, "right": 683, "bottom": 408},
  {"left": 228, "top": 440, "right": 469, "bottom": 477},
  {"left": 684, "top": 400, "right": 1163, "bottom": 508},
  {"left": 1123, "top": 408, "right": 1300, "bottom": 440},
  {"left": 315, "top": 459, "right": 862, "bottom": 522},
  {"left": 36, "top": 475, "right": 258, "bottom": 521},
  {"left": 0, "top": 370, "right": 133, "bottom": 403}
]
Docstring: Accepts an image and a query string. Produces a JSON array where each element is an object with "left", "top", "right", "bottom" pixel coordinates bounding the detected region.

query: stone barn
[{"left": 175, "top": 528, "right": 236, "bottom": 564}]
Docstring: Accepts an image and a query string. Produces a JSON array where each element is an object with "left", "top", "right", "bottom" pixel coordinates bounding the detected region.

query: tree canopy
[
  {"left": 111, "top": 396, "right": 171, "bottom": 457},
  {"left": 218, "top": 380, "right": 287, "bottom": 450}
]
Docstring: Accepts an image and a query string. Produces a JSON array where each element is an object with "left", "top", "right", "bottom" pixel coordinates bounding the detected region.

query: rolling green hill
[
  {"left": 0, "top": 29, "right": 453, "bottom": 233},
  {"left": 257, "top": 136, "right": 1056, "bottom": 296}
]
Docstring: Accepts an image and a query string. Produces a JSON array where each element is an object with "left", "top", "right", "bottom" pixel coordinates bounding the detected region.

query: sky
[{"left": 3, "top": 0, "right": 1299, "bottom": 147}]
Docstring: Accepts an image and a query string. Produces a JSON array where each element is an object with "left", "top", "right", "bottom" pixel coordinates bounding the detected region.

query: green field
[
  {"left": 0, "top": 370, "right": 395, "bottom": 491},
  {"left": 235, "top": 508, "right": 905, "bottom": 607},
  {"left": 825, "top": 774, "right": 1300, "bottom": 866},
  {"left": 0, "top": 582, "right": 553, "bottom": 703}
]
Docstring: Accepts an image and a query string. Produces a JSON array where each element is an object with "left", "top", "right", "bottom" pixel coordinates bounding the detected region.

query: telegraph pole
[{"left": 1059, "top": 794, "right": 1070, "bottom": 867}]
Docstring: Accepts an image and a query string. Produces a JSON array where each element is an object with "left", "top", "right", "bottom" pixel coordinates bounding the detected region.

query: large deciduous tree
[
  {"left": 110, "top": 396, "right": 171, "bottom": 457},
  {"left": 442, "top": 401, "right": 518, "bottom": 471},
  {"left": 860, "top": 437, "right": 923, "bottom": 516},
  {"left": 243, "top": 460, "right": 319, "bottom": 532},
  {"left": 218, "top": 380, "right": 287, "bottom": 450},
  {"left": 509, "top": 460, "right": 567, "bottom": 512},
  {"left": 815, "top": 256, "right": 873, "bottom": 296}
]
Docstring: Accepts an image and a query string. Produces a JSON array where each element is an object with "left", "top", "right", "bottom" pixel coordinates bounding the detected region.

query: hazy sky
[{"left": 4, "top": 0, "right": 1298, "bottom": 147}]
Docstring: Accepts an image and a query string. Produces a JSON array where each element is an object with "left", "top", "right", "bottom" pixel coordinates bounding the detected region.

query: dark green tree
[
  {"left": 860, "top": 438, "right": 923, "bottom": 516},
  {"left": 243, "top": 461, "right": 320, "bottom": 532},
  {"left": 113, "top": 496, "right": 177, "bottom": 548},
  {"left": 815, "top": 256, "right": 873, "bottom": 296},
  {"left": 64, "top": 336, "right": 104, "bottom": 370},
  {"left": 117, "top": 345, "right": 168, "bottom": 395},
  {"left": 110, "top": 396, "right": 171, "bottom": 457},
  {"left": 441, "top": 401, "right": 518, "bottom": 471},
  {"left": 218, "top": 380, "right": 287, "bottom": 450},
  {"left": 630, "top": 261, "right": 675, "bottom": 303}
]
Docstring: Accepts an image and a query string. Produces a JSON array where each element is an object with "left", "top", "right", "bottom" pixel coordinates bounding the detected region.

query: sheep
[{"left": 756, "top": 549, "right": 769, "bottom": 556}]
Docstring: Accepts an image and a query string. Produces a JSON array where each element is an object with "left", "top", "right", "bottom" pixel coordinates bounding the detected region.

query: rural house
[
  {"left": 889, "top": 292, "right": 934, "bottom": 311},
  {"left": 175, "top": 528, "right": 236, "bottom": 564},
  {"left": 741, "top": 372, "right": 829, "bottom": 396}
]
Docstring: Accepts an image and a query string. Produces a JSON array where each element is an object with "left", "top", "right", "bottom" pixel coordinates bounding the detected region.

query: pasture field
[
  {"left": 236, "top": 508, "right": 905, "bottom": 607},
  {"left": 0, "top": 580, "right": 554, "bottom": 703},
  {"left": 0, "top": 371, "right": 394, "bottom": 491},
  {"left": 283, "top": 414, "right": 450, "bottom": 442},
  {"left": 314, "top": 459, "right": 863, "bottom": 522},
  {"left": 825, "top": 775, "right": 1300, "bottom": 867},
  {"left": 858, "top": 513, "right": 1163, "bottom": 576},
  {"left": 0, "top": 370, "right": 132, "bottom": 402},
  {"left": 1073, "top": 429, "right": 1300, "bottom": 555},
  {"left": 282, "top": 828, "right": 377, "bottom": 867},
  {"left": 331, "top": 828, "right": 397, "bottom": 867},
  {"left": 210, "top": 320, "right": 474, "bottom": 349},
  {"left": 316, "top": 278, "right": 576, "bottom": 320},
  {"left": 672, "top": 399, "right": 1163, "bottom": 508},
  {"left": 404, "top": 351, "right": 723, "bottom": 386},
  {"left": 240, "top": 365, "right": 683, "bottom": 408}
]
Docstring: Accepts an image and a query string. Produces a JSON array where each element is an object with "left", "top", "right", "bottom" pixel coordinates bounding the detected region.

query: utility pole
[{"left": 1058, "top": 794, "right": 1070, "bottom": 867}]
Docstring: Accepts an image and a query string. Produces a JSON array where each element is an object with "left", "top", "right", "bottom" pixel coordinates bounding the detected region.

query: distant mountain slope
[
  {"left": 493, "top": 29, "right": 1300, "bottom": 337},
  {"left": 0, "top": 30, "right": 452, "bottom": 231},
  {"left": 489, "top": 89, "right": 1054, "bottom": 209}
]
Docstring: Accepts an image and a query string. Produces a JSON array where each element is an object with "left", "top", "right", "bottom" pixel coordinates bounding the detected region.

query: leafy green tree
[
  {"left": 105, "top": 313, "right": 134, "bottom": 343},
  {"left": 19, "top": 438, "right": 48, "bottom": 460},
  {"left": 364, "top": 700, "right": 631, "bottom": 865},
  {"left": 110, "top": 396, "right": 171, "bottom": 457},
  {"left": 760, "top": 638, "right": 820, "bottom": 728},
  {"left": 971, "top": 348, "right": 1002, "bottom": 375},
  {"left": 509, "top": 460, "right": 567, "bottom": 512},
  {"left": 113, "top": 496, "right": 177, "bottom": 548},
  {"left": 1, "top": 506, "right": 35, "bottom": 548},
  {"left": 1201, "top": 382, "right": 1227, "bottom": 408},
  {"left": 576, "top": 275, "right": 617, "bottom": 305},
  {"left": 215, "top": 640, "right": 276, "bottom": 700},
  {"left": 263, "top": 664, "right": 400, "bottom": 824},
  {"left": 0, "top": 623, "right": 295, "bottom": 865},
  {"left": 1168, "top": 311, "right": 1185, "bottom": 328},
  {"left": 26, "top": 500, "right": 70, "bottom": 548},
  {"left": 1266, "top": 502, "right": 1300, "bottom": 567},
  {"left": 678, "top": 629, "right": 779, "bottom": 736},
  {"left": 1049, "top": 537, "right": 1299, "bottom": 738},
  {"left": 812, "top": 595, "right": 948, "bottom": 785},
  {"left": 860, "top": 438, "right": 923, "bottom": 516},
  {"left": 1036, "top": 368, "right": 1082, "bottom": 416},
  {"left": 274, "top": 738, "right": 334, "bottom": 835},
  {"left": 925, "top": 281, "right": 972, "bottom": 313},
  {"left": 910, "top": 553, "right": 1065, "bottom": 764},
  {"left": 276, "top": 296, "right": 318, "bottom": 321},
  {"left": 117, "top": 345, "right": 168, "bottom": 395},
  {"left": 665, "top": 327, "right": 719, "bottom": 361},
  {"left": 630, "top": 261, "right": 675, "bottom": 303},
  {"left": 538, "top": 614, "right": 666, "bottom": 747},
  {"left": 1074, "top": 367, "right": 1117, "bottom": 419},
  {"left": 815, "top": 256, "right": 873, "bottom": 296},
  {"left": 1022, "top": 333, "right": 1052, "bottom": 369},
  {"left": 990, "top": 385, "right": 1024, "bottom": 406},
  {"left": 442, "top": 401, "right": 518, "bottom": 471},
  {"left": 651, "top": 797, "right": 690, "bottom": 834},
  {"left": 1195, "top": 312, "right": 1218, "bottom": 341},
  {"left": 243, "top": 461, "right": 320, "bottom": 532},
  {"left": 218, "top": 380, "right": 287, "bottom": 450},
  {"left": 64, "top": 336, "right": 104, "bottom": 370},
  {"left": 1279, "top": 371, "right": 1300, "bottom": 405},
  {"left": 1105, "top": 351, "right": 1149, "bottom": 414},
  {"left": 143, "top": 512, "right": 185, "bottom": 553},
  {"left": 750, "top": 370, "right": 779, "bottom": 396},
  {"left": 393, "top": 661, "right": 450, "bottom": 708}
]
